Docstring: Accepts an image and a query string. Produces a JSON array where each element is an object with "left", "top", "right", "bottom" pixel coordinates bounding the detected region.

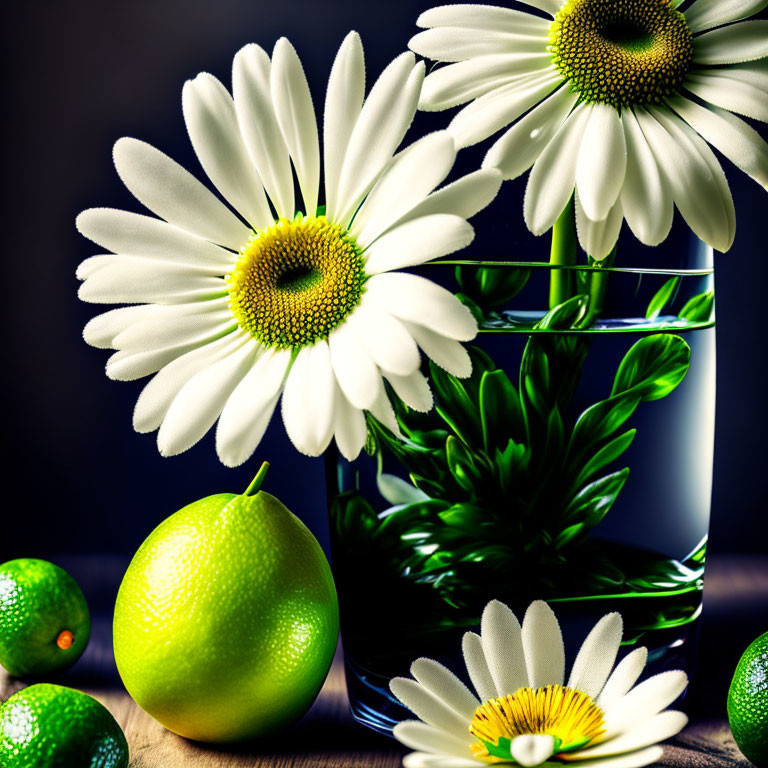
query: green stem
[
  {"left": 244, "top": 461, "right": 270, "bottom": 496},
  {"left": 549, "top": 197, "right": 579, "bottom": 309},
  {"left": 580, "top": 243, "right": 618, "bottom": 328}
]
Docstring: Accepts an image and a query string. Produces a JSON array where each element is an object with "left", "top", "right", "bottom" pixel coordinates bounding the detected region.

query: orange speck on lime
[{"left": 56, "top": 630, "right": 75, "bottom": 650}]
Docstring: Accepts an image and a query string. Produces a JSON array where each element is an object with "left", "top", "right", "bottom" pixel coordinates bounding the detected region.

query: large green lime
[
  {"left": 0, "top": 559, "right": 90, "bottom": 677},
  {"left": 113, "top": 462, "right": 339, "bottom": 742},
  {"left": 0, "top": 683, "right": 128, "bottom": 767},
  {"left": 728, "top": 631, "right": 768, "bottom": 766}
]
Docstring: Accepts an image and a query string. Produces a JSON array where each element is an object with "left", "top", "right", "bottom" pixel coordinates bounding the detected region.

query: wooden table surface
[{"left": 3, "top": 555, "right": 768, "bottom": 767}]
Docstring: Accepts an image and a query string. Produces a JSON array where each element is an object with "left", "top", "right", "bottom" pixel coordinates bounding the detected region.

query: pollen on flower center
[
  {"left": 228, "top": 215, "right": 366, "bottom": 349},
  {"left": 549, "top": 0, "right": 693, "bottom": 109},
  {"left": 469, "top": 685, "right": 605, "bottom": 762}
]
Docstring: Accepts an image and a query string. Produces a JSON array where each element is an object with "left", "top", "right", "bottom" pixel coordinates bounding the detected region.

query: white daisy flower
[
  {"left": 390, "top": 599, "right": 689, "bottom": 767},
  {"left": 76, "top": 32, "right": 502, "bottom": 465},
  {"left": 409, "top": 0, "right": 768, "bottom": 258}
]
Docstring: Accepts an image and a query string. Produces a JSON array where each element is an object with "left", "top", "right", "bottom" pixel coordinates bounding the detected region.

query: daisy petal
[
  {"left": 561, "top": 746, "right": 664, "bottom": 767},
  {"left": 365, "top": 273, "right": 477, "bottom": 342},
  {"left": 566, "top": 612, "right": 623, "bottom": 699},
  {"left": 367, "top": 381, "right": 404, "bottom": 438},
  {"left": 596, "top": 647, "right": 648, "bottom": 709},
  {"left": 483, "top": 86, "right": 578, "bottom": 180},
  {"left": 409, "top": 27, "right": 550, "bottom": 64},
  {"left": 215, "top": 347, "right": 292, "bottom": 467},
  {"left": 668, "top": 95, "right": 768, "bottom": 190},
  {"left": 417, "top": 4, "right": 557, "bottom": 32},
  {"left": 403, "top": 754, "right": 479, "bottom": 768},
  {"left": 481, "top": 600, "right": 527, "bottom": 696},
  {"left": 524, "top": 104, "right": 590, "bottom": 235},
  {"left": 411, "top": 658, "right": 481, "bottom": 720},
  {"left": 685, "top": 71, "right": 768, "bottom": 122},
  {"left": 83, "top": 305, "right": 163, "bottom": 349},
  {"left": 394, "top": 721, "right": 473, "bottom": 757},
  {"left": 324, "top": 32, "right": 365, "bottom": 220},
  {"left": 271, "top": 38, "right": 320, "bottom": 218},
  {"left": 390, "top": 678, "right": 469, "bottom": 735},
  {"left": 685, "top": 0, "right": 768, "bottom": 34},
  {"left": 576, "top": 103, "right": 627, "bottom": 221},
  {"left": 711, "top": 59, "right": 768, "bottom": 90},
  {"left": 575, "top": 195, "right": 624, "bottom": 260},
  {"left": 363, "top": 214, "right": 474, "bottom": 275},
  {"left": 281, "top": 341, "right": 336, "bottom": 456},
  {"left": 692, "top": 20, "right": 768, "bottom": 65},
  {"left": 157, "top": 339, "right": 256, "bottom": 456},
  {"left": 462, "top": 631, "right": 498, "bottom": 703},
  {"left": 332, "top": 384, "right": 368, "bottom": 461},
  {"left": 404, "top": 322, "right": 473, "bottom": 378},
  {"left": 619, "top": 110, "right": 674, "bottom": 246},
  {"left": 403, "top": 169, "right": 503, "bottom": 223},
  {"left": 448, "top": 69, "right": 563, "bottom": 148},
  {"left": 112, "top": 138, "right": 250, "bottom": 250},
  {"left": 511, "top": 734, "right": 555, "bottom": 767},
  {"left": 232, "top": 44, "right": 295, "bottom": 219},
  {"left": 386, "top": 370, "right": 434, "bottom": 412},
  {"left": 182, "top": 73, "right": 272, "bottom": 230},
  {"left": 522, "top": 601, "right": 565, "bottom": 689},
  {"left": 350, "top": 303, "right": 421, "bottom": 376},
  {"left": 328, "top": 320, "right": 380, "bottom": 409}
]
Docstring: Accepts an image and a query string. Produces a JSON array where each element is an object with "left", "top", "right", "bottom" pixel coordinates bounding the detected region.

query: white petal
[
  {"left": 572, "top": 710, "right": 688, "bottom": 760},
  {"left": 602, "top": 671, "right": 688, "bottom": 738},
  {"left": 232, "top": 44, "right": 295, "bottom": 219},
  {"left": 710, "top": 59, "right": 768, "bottom": 90},
  {"left": 563, "top": 746, "right": 664, "bottom": 768},
  {"left": 367, "top": 381, "right": 404, "bottom": 438},
  {"left": 576, "top": 103, "right": 627, "bottom": 221},
  {"left": 404, "top": 322, "right": 473, "bottom": 378},
  {"left": 390, "top": 678, "right": 469, "bottom": 736},
  {"left": 280, "top": 341, "right": 336, "bottom": 456},
  {"left": 157, "top": 339, "right": 256, "bottom": 456},
  {"left": 409, "top": 27, "right": 549, "bottom": 64},
  {"left": 402, "top": 753, "right": 479, "bottom": 768},
  {"left": 462, "top": 632, "right": 498, "bottom": 703},
  {"left": 448, "top": 70, "right": 563, "bottom": 148},
  {"left": 394, "top": 721, "right": 473, "bottom": 758},
  {"left": 685, "top": 71, "right": 768, "bottom": 122},
  {"left": 334, "top": 54, "right": 424, "bottom": 227},
  {"left": 112, "top": 138, "right": 250, "bottom": 250},
  {"left": 419, "top": 54, "right": 552, "bottom": 111},
  {"left": 596, "top": 647, "right": 648, "bottom": 710},
  {"left": 107, "top": 342, "right": 207, "bottom": 382},
  {"left": 524, "top": 104, "right": 590, "bottom": 235},
  {"left": 416, "top": 4, "right": 557, "bottom": 32},
  {"left": 75, "top": 254, "right": 124, "bottom": 280},
  {"left": 685, "top": 0, "right": 768, "bottom": 33},
  {"left": 324, "top": 32, "right": 365, "bottom": 220},
  {"left": 83, "top": 305, "right": 161, "bottom": 349},
  {"left": 352, "top": 132, "right": 456, "bottom": 247},
  {"left": 483, "top": 86, "right": 578, "bottom": 180},
  {"left": 619, "top": 110, "right": 674, "bottom": 246},
  {"left": 574, "top": 194, "right": 624, "bottom": 260},
  {"left": 350, "top": 303, "right": 421, "bottom": 376},
  {"left": 182, "top": 73, "right": 272, "bottom": 229},
  {"left": 386, "top": 370, "right": 434, "bottom": 412},
  {"left": 76, "top": 208, "right": 235, "bottom": 269},
  {"left": 378, "top": 473, "right": 430, "bottom": 505},
  {"left": 365, "top": 273, "right": 477, "bottom": 342},
  {"left": 692, "top": 20, "right": 768, "bottom": 65},
  {"left": 521, "top": 601, "right": 565, "bottom": 689},
  {"left": 215, "top": 347, "right": 292, "bottom": 466},
  {"left": 481, "top": 600, "right": 527, "bottom": 696},
  {"left": 328, "top": 319, "right": 380, "bottom": 409},
  {"left": 637, "top": 106, "right": 735, "bottom": 251},
  {"left": 511, "top": 734, "right": 555, "bottom": 767},
  {"left": 133, "top": 333, "right": 245, "bottom": 433},
  {"left": 567, "top": 612, "right": 623, "bottom": 699},
  {"left": 410, "top": 658, "right": 480, "bottom": 720},
  {"left": 363, "top": 214, "right": 474, "bottom": 275},
  {"left": 332, "top": 384, "right": 368, "bottom": 461},
  {"left": 668, "top": 95, "right": 768, "bottom": 190},
  {"left": 271, "top": 38, "right": 320, "bottom": 217}
]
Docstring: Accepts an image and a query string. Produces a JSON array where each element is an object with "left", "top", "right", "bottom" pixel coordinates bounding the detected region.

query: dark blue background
[{"left": 2, "top": 0, "right": 766, "bottom": 563}]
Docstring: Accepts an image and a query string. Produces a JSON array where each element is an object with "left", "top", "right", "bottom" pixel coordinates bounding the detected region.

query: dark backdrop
[{"left": 2, "top": 0, "right": 766, "bottom": 563}]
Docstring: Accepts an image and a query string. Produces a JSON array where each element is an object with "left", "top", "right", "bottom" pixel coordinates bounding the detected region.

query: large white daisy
[
  {"left": 391, "top": 600, "right": 688, "bottom": 768},
  {"left": 409, "top": 0, "right": 768, "bottom": 258},
  {"left": 76, "top": 32, "right": 502, "bottom": 465}
]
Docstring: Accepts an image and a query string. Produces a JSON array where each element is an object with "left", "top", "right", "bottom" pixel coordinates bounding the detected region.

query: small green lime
[
  {"left": 113, "top": 462, "right": 339, "bottom": 742},
  {"left": 0, "top": 683, "right": 128, "bottom": 767},
  {"left": 728, "top": 631, "right": 768, "bottom": 767},
  {"left": 0, "top": 560, "right": 90, "bottom": 677}
]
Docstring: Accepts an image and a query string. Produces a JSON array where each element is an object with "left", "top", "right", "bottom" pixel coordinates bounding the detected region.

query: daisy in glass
[
  {"left": 409, "top": 0, "right": 768, "bottom": 258},
  {"left": 391, "top": 599, "right": 688, "bottom": 768},
  {"left": 76, "top": 32, "right": 502, "bottom": 465}
]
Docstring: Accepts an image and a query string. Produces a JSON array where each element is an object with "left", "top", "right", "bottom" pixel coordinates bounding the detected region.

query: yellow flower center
[
  {"left": 549, "top": 0, "right": 693, "bottom": 109},
  {"left": 469, "top": 686, "right": 605, "bottom": 762},
  {"left": 228, "top": 215, "right": 366, "bottom": 349}
]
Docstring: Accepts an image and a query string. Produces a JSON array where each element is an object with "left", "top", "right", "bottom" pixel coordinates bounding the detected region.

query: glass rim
[{"left": 427, "top": 260, "right": 714, "bottom": 276}]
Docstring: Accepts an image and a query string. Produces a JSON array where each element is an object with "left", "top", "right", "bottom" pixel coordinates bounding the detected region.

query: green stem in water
[
  {"left": 245, "top": 461, "right": 270, "bottom": 496},
  {"left": 580, "top": 243, "right": 618, "bottom": 328},
  {"left": 549, "top": 197, "right": 579, "bottom": 308}
]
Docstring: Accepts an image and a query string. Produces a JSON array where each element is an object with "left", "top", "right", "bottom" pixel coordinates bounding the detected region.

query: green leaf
[
  {"left": 612, "top": 334, "right": 691, "bottom": 401},
  {"left": 645, "top": 276, "right": 680, "bottom": 320},
  {"left": 564, "top": 468, "right": 630, "bottom": 528},
  {"left": 455, "top": 265, "right": 530, "bottom": 309},
  {"left": 446, "top": 435, "right": 484, "bottom": 493},
  {"left": 535, "top": 294, "right": 589, "bottom": 330},
  {"left": 429, "top": 361, "right": 481, "bottom": 446},
  {"left": 555, "top": 522, "right": 586, "bottom": 550},
  {"left": 574, "top": 429, "right": 636, "bottom": 489},
  {"left": 479, "top": 369, "right": 525, "bottom": 452},
  {"left": 570, "top": 394, "right": 641, "bottom": 454},
  {"left": 678, "top": 290, "right": 714, "bottom": 323}
]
